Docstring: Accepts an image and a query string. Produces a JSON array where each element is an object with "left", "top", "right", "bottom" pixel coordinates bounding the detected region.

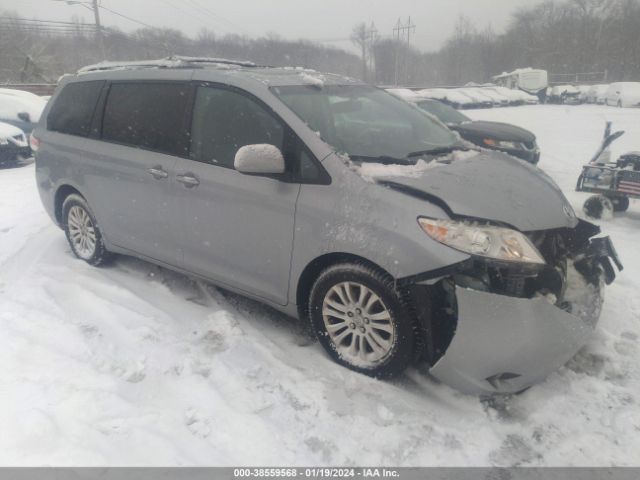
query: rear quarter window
[{"left": 47, "top": 81, "right": 105, "bottom": 137}]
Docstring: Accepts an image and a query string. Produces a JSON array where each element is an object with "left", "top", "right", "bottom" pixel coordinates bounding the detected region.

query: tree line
[
  {"left": 0, "top": 14, "right": 361, "bottom": 83},
  {"left": 369, "top": 0, "right": 640, "bottom": 86},
  {"left": 1, "top": 0, "right": 639, "bottom": 87}
]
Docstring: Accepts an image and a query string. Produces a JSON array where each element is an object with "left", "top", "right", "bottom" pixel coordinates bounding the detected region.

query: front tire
[
  {"left": 308, "top": 263, "right": 416, "bottom": 379},
  {"left": 62, "top": 194, "right": 111, "bottom": 266}
]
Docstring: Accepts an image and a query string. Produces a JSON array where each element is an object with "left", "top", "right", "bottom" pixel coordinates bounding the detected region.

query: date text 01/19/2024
[{"left": 233, "top": 468, "right": 400, "bottom": 478}]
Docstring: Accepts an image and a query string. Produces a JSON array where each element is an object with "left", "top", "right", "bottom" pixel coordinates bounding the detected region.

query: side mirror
[
  {"left": 17, "top": 112, "right": 31, "bottom": 123},
  {"left": 234, "top": 144, "right": 285, "bottom": 175}
]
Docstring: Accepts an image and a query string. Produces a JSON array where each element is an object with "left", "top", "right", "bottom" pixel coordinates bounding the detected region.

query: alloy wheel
[
  {"left": 67, "top": 205, "right": 97, "bottom": 259},
  {"left": 322, "top": 281, "right": 396, "bottom": 367}
]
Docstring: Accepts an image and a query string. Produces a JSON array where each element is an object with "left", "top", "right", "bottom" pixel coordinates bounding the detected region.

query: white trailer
[{"left": 492, "top": 68, "right": 549, "bottom": 99}]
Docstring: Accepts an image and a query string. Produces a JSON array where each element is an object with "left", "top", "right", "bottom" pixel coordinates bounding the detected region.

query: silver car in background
[{"left": 33, "top": 57, "right": 621, "bottom": 395}]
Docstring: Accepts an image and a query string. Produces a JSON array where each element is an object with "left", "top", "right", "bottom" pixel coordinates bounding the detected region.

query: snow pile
[{"left": 299, "top": 72, "right": 325, "bottom": 88}]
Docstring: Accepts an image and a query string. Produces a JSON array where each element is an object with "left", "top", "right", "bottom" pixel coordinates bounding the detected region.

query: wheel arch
[
  {"left": 54, "top": 184, "right": 84, "bottom": 226},
  {"left": 294, "top": 252, "right": 393, "bottom": 320}
]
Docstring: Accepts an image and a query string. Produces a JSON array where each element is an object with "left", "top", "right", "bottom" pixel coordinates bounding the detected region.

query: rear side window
[
  {"left": 102, "top": 82, "right": 190, "bottom": 157},
  {"left": 48, "top": 81, "right": 104, "bottom": 137}
]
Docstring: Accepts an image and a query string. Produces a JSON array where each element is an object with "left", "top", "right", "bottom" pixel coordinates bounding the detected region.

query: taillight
[{"left": 30, "top": 133, "right": 40, "bottom": 152}]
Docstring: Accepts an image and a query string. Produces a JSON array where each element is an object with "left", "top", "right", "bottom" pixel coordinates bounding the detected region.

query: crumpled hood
[
  {"left": 375, "top": 152, "right": 578, "bottom": 231},
  {"left": 451, "top": 120, "right": 535, "bottom": 143}
]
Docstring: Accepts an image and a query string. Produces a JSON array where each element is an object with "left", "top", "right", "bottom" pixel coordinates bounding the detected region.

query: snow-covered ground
[{"left": 1, "top": 105, "right": 639, "bottom": 466}]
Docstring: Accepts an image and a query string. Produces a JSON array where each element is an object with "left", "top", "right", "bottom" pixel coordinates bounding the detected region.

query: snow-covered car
[
  {"left": 576, "top": 85, "right": 592, "bottom": 103},
  {"left": 462, "top": 87, "right": 506, "bottom": 107},
  {"left": 0, "top": 90, "right": 47, "bottom": 135},
  {"left": 586, "top": 84, "right": 609, "bottom": 104},
  {"left": 33, "top": 57, "right": 621, "bottom": 394},
  {"left": 605, "top": 82, "right": 640, "bottom": 108},
  {"left": 413, "top": 99, "right": 540, "bottom": 164},
  {"left": 548, "top": 85, "right": 581, "bottom": 104},
  {"left": 480, "top": 86, "right": 522, "bottom": 106},
  {"left": 454, "top": 88, "right": 493, "bottom": 108},
  {"left": 0, "top": 121, "right": 30, "bottom": 164},
  {"left": 416, "top": 88, "right": 477, "bottom": 109},
  {"left": 512, "top": 89, "right": 539, "bottom": 105}
]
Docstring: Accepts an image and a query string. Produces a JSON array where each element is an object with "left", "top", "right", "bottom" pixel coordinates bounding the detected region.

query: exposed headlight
[
  {"left": 418, "top": 217, "right": 546, "bottom": 265},
  {"left": 483, "top": 138, "right": 523, "bottom": 150}
]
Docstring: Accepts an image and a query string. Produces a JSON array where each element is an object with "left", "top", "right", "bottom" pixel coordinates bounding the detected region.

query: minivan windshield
[{"left": 272, "top": 85, "right": 460, "bottom": 162}]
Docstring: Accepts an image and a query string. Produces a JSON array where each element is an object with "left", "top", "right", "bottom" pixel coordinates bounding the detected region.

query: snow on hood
[
  {"left": 362, "top": 151, "right": 578, "bottom": 232},
  {"left": 355, "top": 149, "right": 478, "bottom": 181},
  {"left": 0, "top": 121, "right": 24, "bottom": 139}
]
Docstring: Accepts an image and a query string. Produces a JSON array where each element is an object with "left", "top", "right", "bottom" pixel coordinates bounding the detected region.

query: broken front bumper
[
  {"left": 429, "top": 282, "right": 602, "bottom": 394},
  {"left": 427, "top": 232, "right": 620, "bottom": 395}
]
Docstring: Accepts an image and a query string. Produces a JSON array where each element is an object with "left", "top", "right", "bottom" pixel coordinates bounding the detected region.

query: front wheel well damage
[{"left": 295, "top": 252, "right": 455, "bottom": 365}]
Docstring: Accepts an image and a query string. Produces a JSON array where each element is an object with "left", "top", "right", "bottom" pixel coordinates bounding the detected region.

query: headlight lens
[
  {"left": 418, "top": 217, "right": 546, "bottom": 265},
  {"left": 483, "top": 138, "right": 523, "bottom": 150}
]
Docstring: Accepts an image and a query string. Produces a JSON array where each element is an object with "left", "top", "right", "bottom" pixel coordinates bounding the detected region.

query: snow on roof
[
  {"left": 492, "top": 67, "right": 546, "bottom": 79},
  {"left": 78, "top": 56, "right": 257, "bottom": 74},
  {"left": 75, "top": 57, "right": 361, "bottom": 88},
  {"left": 299, "top": 72, "right": 325, "bottom": 88}
]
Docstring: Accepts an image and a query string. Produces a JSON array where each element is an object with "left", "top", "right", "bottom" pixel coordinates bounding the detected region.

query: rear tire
[
  {"left": 62, "top": 194, "right": 112, "bottom": 266},
  {"left": 609, "top": 196, "right": 630, "bottom": 212},
  {"left": 583, "top": 194, "right": 614, "bottom": 219},
  {"left": 308, "top": 263, "right": 416, "bottom": 379}
]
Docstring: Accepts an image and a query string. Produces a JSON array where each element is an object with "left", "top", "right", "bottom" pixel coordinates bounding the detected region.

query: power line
[
  {"left": 183, "top": 0, "right": 244, "bottom": 33},
  {"left": 0, "top": 16, "right": 98, "bottom": 27},
  {"left": 155, "top": 0, "right": 222, "bottom": 30},
  {"left": 98, "top": 4, "right": 152, "bottom": 28}
]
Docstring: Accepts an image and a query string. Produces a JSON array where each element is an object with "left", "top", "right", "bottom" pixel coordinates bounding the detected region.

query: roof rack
[{"left": 78, "top": 55, "right": 258, "bottom": 74}]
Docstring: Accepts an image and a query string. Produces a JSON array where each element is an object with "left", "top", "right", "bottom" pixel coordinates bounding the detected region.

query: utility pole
[
  {"left": 365, "top": 22, "right": 378, "bottom": 82},
  {"left": 52, "top": 0, "right": 106, "bottom": 59},
  {"left": 351, "top": 22, "right": 378, "bottom": 82},
  {"left": 92, "top": 0, "right": 106, "bottom": 59},
  {"left": 393, "top": 17, "right": 416, "bottom": 86}
]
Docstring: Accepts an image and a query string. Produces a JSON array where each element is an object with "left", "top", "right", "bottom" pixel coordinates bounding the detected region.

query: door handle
[
  {"left": 147, "top": 166, "right": 169, "bottom": 180},
  {"left": 176, "top": 173, "right": 200, "bottom": 188}
]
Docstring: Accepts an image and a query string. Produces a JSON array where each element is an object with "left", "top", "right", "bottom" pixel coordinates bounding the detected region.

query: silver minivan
[{"left": 33, "top": 57, "right": 621, "bottom": 394}]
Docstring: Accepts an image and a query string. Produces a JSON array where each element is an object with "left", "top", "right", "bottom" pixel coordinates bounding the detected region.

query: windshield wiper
[
  {"left": 349, "top": 155, "right": 412, "bottom": 165},
  {"left": 407, "top": 145, "right": 467, "bottom": 158}
]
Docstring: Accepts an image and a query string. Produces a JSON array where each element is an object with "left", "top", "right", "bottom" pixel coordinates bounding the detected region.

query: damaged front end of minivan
[{"left": 404, "top": 217, "right": 622, "bottom": 395}]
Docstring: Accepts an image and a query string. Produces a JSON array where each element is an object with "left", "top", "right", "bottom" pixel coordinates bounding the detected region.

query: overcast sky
[{"left": 0, "top": 0, "right": 545, "bottom": 52}]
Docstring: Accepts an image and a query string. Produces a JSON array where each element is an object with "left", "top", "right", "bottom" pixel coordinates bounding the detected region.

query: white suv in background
[{"left": 605, "top": 82, "right": 640, "bottom": 108}]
